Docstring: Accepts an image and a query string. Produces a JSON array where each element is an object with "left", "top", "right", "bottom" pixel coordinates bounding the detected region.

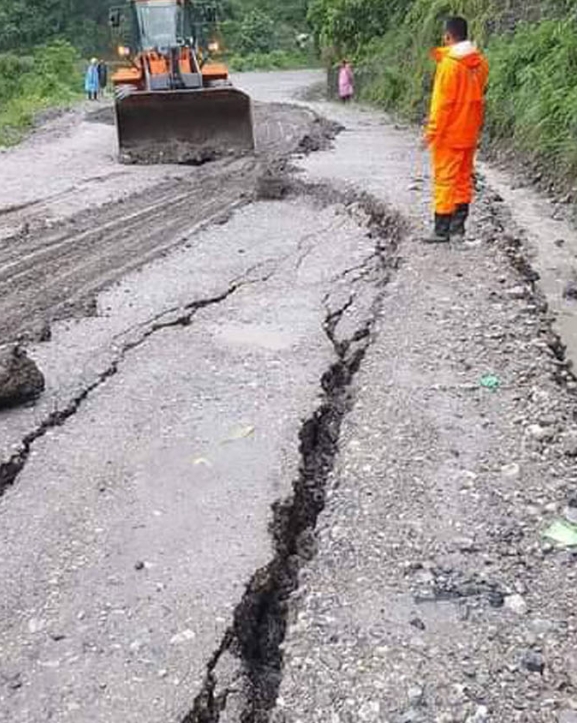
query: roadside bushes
[
  {"left": 0, "top": 41, "right": 82, "bottom": 145},
  {"left": 315, "top": 0, "right": 577, "bottom": 189},
  {"left": 485, "top": 19, "right": 577, "bottom": 180},
  {"left": 221, "top": 3, "right": 315, "bottom": 72}
]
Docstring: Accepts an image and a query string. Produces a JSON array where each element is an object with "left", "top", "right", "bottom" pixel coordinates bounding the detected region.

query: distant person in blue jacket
[{"left": 85, "top": 58, "right": 100, "bottom": 101}]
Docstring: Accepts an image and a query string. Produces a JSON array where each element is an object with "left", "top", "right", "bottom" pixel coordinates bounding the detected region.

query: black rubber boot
[
  {"left": 423, "top": 213, "right": 452, "bottom": 243},
  {"left": 450, "top": 203, "right": 469, "bottom": 239}
]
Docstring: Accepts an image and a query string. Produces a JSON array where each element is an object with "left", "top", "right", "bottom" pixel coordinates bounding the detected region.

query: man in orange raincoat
[{"left": 423, "top": 17, "right": 489, "bottom": 242}]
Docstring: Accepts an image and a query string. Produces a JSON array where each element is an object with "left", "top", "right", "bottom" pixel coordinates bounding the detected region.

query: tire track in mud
[
  {"left": 0, "top": 165, "right": 252, "bottom": 341},
  {"left": 0, "top": 103, "right": 339, "bottom": 343}
]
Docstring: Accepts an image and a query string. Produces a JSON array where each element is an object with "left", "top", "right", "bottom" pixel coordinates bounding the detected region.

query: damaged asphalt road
[
  {"left": 3, "top": 68, "right": 577, "bottom": 723},
  {"left": 0, "top": 89, "right": 338, "bottom": 344},
  {"left": 0, "top": 69, "right": 401, "bottom": 723},
  {"left": 0, "top": 193, "right": 398, "bottom": 723}
]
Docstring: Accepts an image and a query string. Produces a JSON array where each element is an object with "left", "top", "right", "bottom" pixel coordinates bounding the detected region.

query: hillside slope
[{"left": 312, "top": 0, "right": 577, "bottom": 196}]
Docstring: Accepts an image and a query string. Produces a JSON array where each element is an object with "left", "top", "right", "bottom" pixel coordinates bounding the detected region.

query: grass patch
[
  {"left": 485, "top": 19, "right": 577, "bottom": 181},
  {"left": 0, "top": 41, "right": 83, "bottom": 146}
]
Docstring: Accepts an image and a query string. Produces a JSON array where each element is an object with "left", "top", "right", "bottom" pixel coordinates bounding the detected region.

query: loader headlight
[
  {"left": 208, "top": 41, "right": 219, "bottom": 53},
  {"left": 117, "top": 45, "right": 131, "bottom": 58}
]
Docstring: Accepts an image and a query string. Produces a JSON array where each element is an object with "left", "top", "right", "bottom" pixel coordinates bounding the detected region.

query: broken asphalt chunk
[{"left": 0, "top": 345, "right": 45, "bottom": 409}]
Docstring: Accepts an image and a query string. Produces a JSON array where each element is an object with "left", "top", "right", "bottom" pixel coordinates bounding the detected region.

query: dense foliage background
[
  {"left": 0, "top": 0, "right": 311, "bottom": 58},
  {"left": 0, "top": 0, "right": 116, "bottom": 55}
]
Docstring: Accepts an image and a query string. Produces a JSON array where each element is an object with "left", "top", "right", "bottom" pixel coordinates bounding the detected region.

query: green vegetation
[
  {"left": 0, "top": 0, "right": 311, "bottom": 61},
  {"left": 0, "top": 0, "right": 312, "bottom": 146},
  {"left": 485, "top": 19, "right": 577, "bottom": 179},
  {"left": 0, "top": 42, "right": 82, "bottom": 145},
  {"left": 219, "top": 0, "right": 313, "bottom": 66},
  {"left": 0, "top": 0, "right": 116, "bottom": 56},
  {"left": 310, "top": 0, "right": 577, "bottom": 187},
  {"left": 1, "top": 0, "right": 576, "bottom": 182}
]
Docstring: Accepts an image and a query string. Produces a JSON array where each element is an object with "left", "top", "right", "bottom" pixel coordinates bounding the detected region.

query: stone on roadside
[
  {"left": 358, "top": 701, "right": 381, "bottom": 721},
  {"left": 522, "top": 650, "right": 545, "bottom": 674},
  {"left": 563, "top": 280, "right": 577, "bottom": 300},
  {"left": 564, "top": 505, "right": 577, "bottom": 525},
  {"left": 527, "top": 424, "right": 553, "bottom": 442},
  {"left": 466, "top": 705, "right": 489, "bottom": 723},
  {"left": 506, "top": 285, "right": 529, "bottom": 300},
  {"left": 504, "top": 594, "right": 528, "bottom": 615},
  {"left": 0, "top": 345, "right": 45, "bottom": 409},
  {"left": 170, "top": 629, "right": 196, "bottom": 645},
  {"left": 563, "top": 433, "right": 577, "bottom": 458},
  {"left": 501, "top": 462, "right": 520, "bottom": 479},
  {"left": 408, "top": 686, "right": 425, "bottom": 706}
]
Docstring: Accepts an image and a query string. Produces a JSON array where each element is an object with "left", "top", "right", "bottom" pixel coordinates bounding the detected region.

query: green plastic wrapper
[{"left": 543, "top": 519, "right": 577, "bottom": 547}]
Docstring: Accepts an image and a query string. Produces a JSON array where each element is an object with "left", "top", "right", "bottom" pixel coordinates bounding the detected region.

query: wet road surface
[
  {"left": 2, "top": 69, "right": 577, "bottom": 723},
  {"left": 0, "top": 70, "right": 393, "bottom": 723}
]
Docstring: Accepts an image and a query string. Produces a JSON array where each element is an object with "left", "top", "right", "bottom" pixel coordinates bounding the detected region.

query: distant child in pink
[{"left": 338, "top": 60, "right": 354, "bottom": 102}]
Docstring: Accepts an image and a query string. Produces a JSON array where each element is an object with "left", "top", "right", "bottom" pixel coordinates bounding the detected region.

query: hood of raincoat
[
  {"left": 431, "top": 41, "right": 484, "bottom": 69},
  {"left": 425, "top": 38, "right": 489, "bottom": 150}
]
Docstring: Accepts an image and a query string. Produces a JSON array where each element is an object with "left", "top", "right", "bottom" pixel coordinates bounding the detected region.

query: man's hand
[
  {"left": 420, "top": 136, "right": 431, "bottom": 151},
  {"left": 420, "top": 121, "right": 433, "bottom": 150}
]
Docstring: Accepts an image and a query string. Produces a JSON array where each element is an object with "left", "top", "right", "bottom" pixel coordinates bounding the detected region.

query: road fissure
[{"left": 181, "top": 186, "right": 403, "bottom": 723}]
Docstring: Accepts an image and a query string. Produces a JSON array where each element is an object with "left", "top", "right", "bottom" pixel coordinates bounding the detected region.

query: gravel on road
[{"left": 2, "top": 70, "right": 577, "bottom": 723}]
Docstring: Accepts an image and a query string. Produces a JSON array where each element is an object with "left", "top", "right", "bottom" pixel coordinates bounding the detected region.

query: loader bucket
[{"left": 114, "top": 86, "right": 254, "bottom": 164}]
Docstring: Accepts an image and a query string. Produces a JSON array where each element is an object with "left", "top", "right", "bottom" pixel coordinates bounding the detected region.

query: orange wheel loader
[{"left": 108, "top": 0, "right": 254, "bottom": 164}]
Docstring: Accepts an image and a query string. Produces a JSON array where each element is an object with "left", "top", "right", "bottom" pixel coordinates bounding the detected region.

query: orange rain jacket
[{"left": 425, "top": 41, "right": 489, "bottom": 149}]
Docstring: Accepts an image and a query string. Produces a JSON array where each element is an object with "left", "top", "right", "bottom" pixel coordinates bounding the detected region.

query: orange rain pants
[{"left": 432, "top": 145, "right": 475, "bottom": 215}]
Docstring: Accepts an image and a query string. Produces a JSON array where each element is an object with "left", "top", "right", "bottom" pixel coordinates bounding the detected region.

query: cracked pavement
[
  {"left": 0, "top": 157, "right": 396, "bottom": 720},
  {"left": 3, "top": 69, "right": 577, "bottom": 723}
]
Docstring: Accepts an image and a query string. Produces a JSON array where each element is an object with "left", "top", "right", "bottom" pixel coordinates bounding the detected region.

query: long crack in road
[
  {"left": 3, "top": 69, "right": 577, "bottom": 723},
  {"left": 0, "top": 70, "right": 402, "bottom": 723}
]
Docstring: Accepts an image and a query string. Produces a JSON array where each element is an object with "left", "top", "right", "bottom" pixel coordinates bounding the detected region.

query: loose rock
[
  {"left": 564, "top": 280, "right": 577, "bottom": 300},
  {"left": 0, "top": 345, "right": 45, "bottom": 409},
  {"left": 563, "top": 433, "right": 577, "bottom": 457},
  {"left": 501, "top": 463, "right": 520, "bottom": 479},
  {"left": 504, "top": 594, "right": 528, "bottom": 615},
  {"left": 467, "top": 705, "right": 489, "bottom": 723},
  {"left": 506, "top": 285, "right": 529, "bottom": 300},
  {"left": 527, "top": 424, "right": 553, "bottom": 442},
  {"left": 522, "top": 651, "right": 545, "bottom": 674}
]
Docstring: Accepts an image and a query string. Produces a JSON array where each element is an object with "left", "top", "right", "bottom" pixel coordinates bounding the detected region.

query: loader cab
[{"left": 135, "top": 0, "right": 187, "bottom": 50}]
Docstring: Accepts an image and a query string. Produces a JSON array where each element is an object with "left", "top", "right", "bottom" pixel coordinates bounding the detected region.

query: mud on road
[
  {"left": 0, "top": 72, "right": 404, "bottom": 722},
  {"left": 0, "top": 98, "right": 337, "bottom": 343},
  {"left": 5, "top": 68, "right": 577, "bottom": 723}
]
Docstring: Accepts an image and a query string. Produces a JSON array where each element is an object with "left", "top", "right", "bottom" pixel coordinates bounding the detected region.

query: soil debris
[{"left": 0, "top": 345, "right": 45, "bottom": 409}]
